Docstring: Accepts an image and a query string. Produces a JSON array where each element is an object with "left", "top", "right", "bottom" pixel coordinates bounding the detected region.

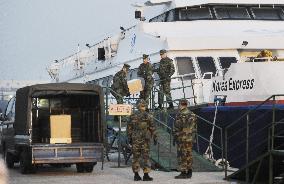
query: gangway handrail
[
  {"left": 225, "top": 94, "right": 284, "bottom": 130},
  {"left": 224, "top": 94, "right": 284, "bottom": 182}
]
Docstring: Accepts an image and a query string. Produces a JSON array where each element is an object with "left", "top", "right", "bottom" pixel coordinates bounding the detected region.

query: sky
[{"left": 0, "top": 0, "right": 142, "bottom": 81}]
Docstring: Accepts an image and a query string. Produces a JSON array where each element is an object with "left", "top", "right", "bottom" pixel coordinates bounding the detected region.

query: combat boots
[
  {"left": 187, "top": 169, "right": 192, "bottom": 178},
  {"left": 175, "top": 172, "right": 188, "bottom": 179},
  {"left": 134, "top": 172, "right": 142, "bottom": 181},
  {"left": 143, "top": 173, "right": 153, "bottom": 181}
]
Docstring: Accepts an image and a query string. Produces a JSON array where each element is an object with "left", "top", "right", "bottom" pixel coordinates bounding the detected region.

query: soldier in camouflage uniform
[
  {"left": 110, "top": 64, "right": 131, "bottom": 104},
  {"left": 127, "top": 99, "right": 157, "bottom": 181},
  {"left": 173, "top": 99, "right": 197, "bottom": 179},
  {"left": 154, "top": 49, "right": 175, "bottom": 109},
  {"left": 137, "top": 54, "right": 154, "bottom": 108}
]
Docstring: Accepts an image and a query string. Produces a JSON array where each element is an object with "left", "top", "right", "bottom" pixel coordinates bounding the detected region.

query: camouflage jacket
[
  {"left": 111, "top": 70, "right": 129, "bottom": 95},
  {"left": 155, "top": 57, "right": 175, "bottom": 80},
  {"left": 127, "top": 111, "right": 157, "bottom": 142},
  {"left": 174, "top": 108, "right": 197, "bottom": 142},
  {"left": 137, "top": 62, "right": 154, "bottom": 82}
]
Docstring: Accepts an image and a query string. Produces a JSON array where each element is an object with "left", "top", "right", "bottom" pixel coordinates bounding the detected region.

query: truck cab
[{"left": 0, "top": 83, "right": 105, "bottom": 174}]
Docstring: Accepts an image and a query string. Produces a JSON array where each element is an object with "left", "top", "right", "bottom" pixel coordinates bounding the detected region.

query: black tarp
[{"left": 15, "top": 83, "right": 105, "bottom": 136}]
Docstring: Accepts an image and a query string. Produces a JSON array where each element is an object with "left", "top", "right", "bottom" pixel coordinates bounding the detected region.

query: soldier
[
  {"left": 257, "top": 49, "right": 273, "bottom": 58},
  {"left": 137, "top": 54, "right": 154, "bottom": 108},
  {"left": 110, "top": 64, "right": 131, "bottom": 104},
  {"left": 173, "top": 99, "right": 197, "bottom": 179},
  {"left": 127, "top": 99, "right": 157, "bottom": 181},
  {"left": 154, "top": 49, "right": 175, "bottom": 109}
]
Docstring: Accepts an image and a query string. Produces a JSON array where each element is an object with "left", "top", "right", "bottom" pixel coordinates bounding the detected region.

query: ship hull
[{"left": 192, "top": 104, "right": 284, "bottom": 168}]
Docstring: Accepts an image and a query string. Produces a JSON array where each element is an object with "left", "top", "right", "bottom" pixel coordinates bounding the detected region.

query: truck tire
[
  {"left": 20, "top": 150, "right": 34, "bottom": 174},
  {"left": 76, "top": 163, "right": 84, "bottom": 173},
  {"left": 4, "top": 150, "right": 14, "bottom": 169},
  {"left": 84, "top": 163, "right": 94, "bottom": 173}
]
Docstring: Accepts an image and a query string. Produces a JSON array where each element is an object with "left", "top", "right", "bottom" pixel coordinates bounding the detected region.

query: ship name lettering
[{"left": 213, "top": 78, "right": 254, "bottom": 92}]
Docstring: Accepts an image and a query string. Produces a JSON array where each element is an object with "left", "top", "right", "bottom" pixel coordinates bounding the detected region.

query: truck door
[{"left": 2, "top": 97, "right": 15, "bottom": 152}]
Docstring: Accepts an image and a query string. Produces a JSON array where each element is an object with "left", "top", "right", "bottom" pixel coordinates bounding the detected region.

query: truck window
[
  {"left": 197, "top": 57, "right": 217, "bottom": 78},
  {"left": 5, "top": 97, "right": 15, "bottom": 121},
  {"left": 176, "top": 57, "right": 196, "bottom": 79},
  {"left": 50, "top": 98, "right": 62, "bottom": 109},
  {"left": 219, "top": 57, "right": 237, "bottom": 69},
  {"left": 38, "top": 99, "right": 49, "bottom": 109}
]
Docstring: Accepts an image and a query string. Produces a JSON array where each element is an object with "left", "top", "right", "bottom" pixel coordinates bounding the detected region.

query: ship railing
[
  {"left": 151, "top": 73, "right": 199, "bottom": 109},
  {"left": 150, "top": 76, "right": 224, "bottom": 170},
  {"left": 103, "top": 83, "right": 224, "bottom": 170},
  {"left": 224, "top": 94, "right": 284, "bottom": 183},
  {"left": 252, "top": 57, "right": 274, "bottom": 62}
]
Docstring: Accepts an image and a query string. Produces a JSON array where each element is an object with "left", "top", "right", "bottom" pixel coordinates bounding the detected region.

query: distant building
[{"left": 0, "top": 80, "right": 48, "bottom": 111}]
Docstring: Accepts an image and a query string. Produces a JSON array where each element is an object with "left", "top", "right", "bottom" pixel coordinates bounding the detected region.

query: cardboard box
[
  {"left": 127, "top": 79, "right": 143, "bottom": 94},
  {"left": 50, "top": 115, "right": 72, "bottom": 144}
]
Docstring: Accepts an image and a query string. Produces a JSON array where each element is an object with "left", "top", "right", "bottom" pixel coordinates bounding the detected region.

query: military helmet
[
  {"left": 159, "top": 49, "right": 167, "bottom": 55},
  {"left": 143, "top": 54, "right": 149, "bottom": 59},
  {"left": 179, "top": 99, "right": 188, "bottom": 106},
  {"left": 136, "top": 99, "right": 147, "bottom": 107}
]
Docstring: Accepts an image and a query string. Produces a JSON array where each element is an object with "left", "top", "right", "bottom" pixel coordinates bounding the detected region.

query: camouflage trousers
[
  {"left": 139, "top": 79, "right": 153, "bottom": 107},
  {"left": 158, "top": 79, "right": 172, "bottom": 105},
  {"left": 132, "top": 140, "right": 151, "bottom": 173},
  {"left": 177, "top": 141, "right": 193, "bottom": 172},
  {"left": 110, "top": 88, "right": 124, "bottom": 104}
]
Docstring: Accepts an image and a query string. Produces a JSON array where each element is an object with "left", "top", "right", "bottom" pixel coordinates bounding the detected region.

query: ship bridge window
[
  {"left": 215, "top": 7, "right": 250, "bottom": 19},
  {"left": 176, "top": 57, "right": 196, "bottom": 79},
  {"left": 197, "top": 57, "right": 216, "bottom": 79},
  {"left": 252, "top": 7, "right": 284, "bottom": 20},
  {"left": 179, "top": 7, "right": 212, "bottom": 20},
  {"left": 219, "top": 57, "right": 237, "bottom": 69},
  {"left": 150, "top": 12, "right": 167, "bottom": 22}
]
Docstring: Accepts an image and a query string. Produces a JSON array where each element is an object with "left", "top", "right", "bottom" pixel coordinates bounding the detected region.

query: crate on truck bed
[{"left": 0, "top": 83, "right": 105, "bottom": 174}]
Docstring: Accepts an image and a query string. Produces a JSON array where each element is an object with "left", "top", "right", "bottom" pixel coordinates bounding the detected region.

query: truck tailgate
[{"left": 31, "top": 143, "right": 104, "bottom": 164}]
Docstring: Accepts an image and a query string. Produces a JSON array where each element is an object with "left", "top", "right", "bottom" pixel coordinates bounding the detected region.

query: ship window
[
  {"left": 197, "top": 57, "right": 216, "bottom": 78},
  {"left": 179, "top": 7, "right": 212, "bottom": 20},
  {"left": 98, "top": 48, "right": 105, "bottom": 60},
  {"left": 107, "top": 76, "right": 113, "bottom": 87},
  {"left": 215, "top": 7, "right": 250, "bottom": 19},
  {"left": 127, "top": 69, "right": 138, "bottom": 80},
  {"left": 166, "top": 9, "right": 175, "bottom": 22},
  {"left": 251, "top": 7, "right": 284, "bottom": 20},
  {"left": 219, "top": 57, "right": 237, "bottom": 69},
  {"left": 149, "top": 12, "right": 167, "bottom": 22},
  {"left": 102, "top": 77, "right": 108, "bottom": 87},
  {"left": 176, "top": 57, "right": 196, "bottom": 79}
]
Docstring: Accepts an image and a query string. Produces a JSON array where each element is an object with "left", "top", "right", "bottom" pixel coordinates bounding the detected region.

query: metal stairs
[{"left": 150, "top": 109, "right": 223, "bottom": 172}]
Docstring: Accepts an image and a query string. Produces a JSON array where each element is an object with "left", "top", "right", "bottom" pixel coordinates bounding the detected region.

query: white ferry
[{"left": 47, "top": 0, "right": 284, "bottom": 174}]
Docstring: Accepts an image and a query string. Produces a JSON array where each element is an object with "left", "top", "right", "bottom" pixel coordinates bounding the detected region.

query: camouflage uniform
[
  {"left": 127, "top": 101, "right": 157, "bottom": 174},
  {"left": 174, "top": 103, "right": 197, "bottom": 173},
  {"left": 257, "top": 49, "right": 273, "bottom": 58},
  {"left": 110, "top": 67, "right": 130, "bottom": 104},
  {"left": 155, "top": 54, "right": 175, "bottom": 106},
  {"left": 137, "top": 60, "right": 154, "bottom": 107}
]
